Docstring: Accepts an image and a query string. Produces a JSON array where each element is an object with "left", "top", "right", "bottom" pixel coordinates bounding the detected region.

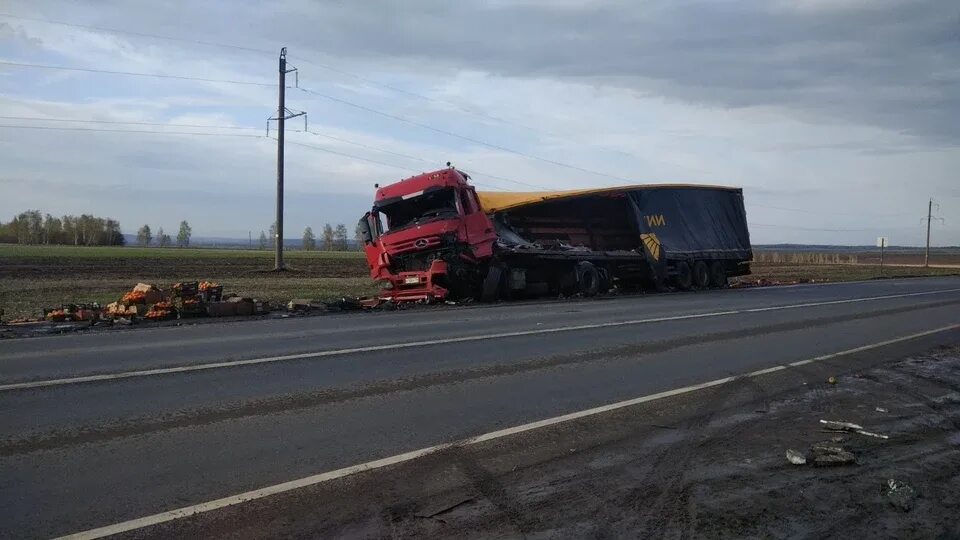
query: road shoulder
[{"left": 126, "top": 339, "right": 960, "bottom": 539}]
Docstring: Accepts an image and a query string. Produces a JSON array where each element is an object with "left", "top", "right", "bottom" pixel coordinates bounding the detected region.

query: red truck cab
[{"left": 358, "top": 167, "right": 496, "bottom": 302}]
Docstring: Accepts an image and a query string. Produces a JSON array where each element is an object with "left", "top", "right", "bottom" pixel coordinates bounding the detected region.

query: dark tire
[
  {"left": 675, "top": 261, "right": 693, "bottom": 290},
  {"left": 480, "top": 266, "right": 502, "bottom": 302},
  {"left": 693, "top": 261, "right": 710, "bottom": 289},
  {"left": 709, "top": 261, "right": 728, "bottom": 288},
  {"left": 576, "top": 261, "right": 600, "bottom": 296}
]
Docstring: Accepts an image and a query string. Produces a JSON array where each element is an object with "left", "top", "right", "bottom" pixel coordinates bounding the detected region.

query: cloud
[
  {"left": 259, "top": 0, "right": 960, "bottom": 142},
  {"left": 0, "top": 0, "right": 957, "bottom": 246}
]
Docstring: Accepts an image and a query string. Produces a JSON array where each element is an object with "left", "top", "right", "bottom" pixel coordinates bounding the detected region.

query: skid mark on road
[{"left": 3, "top": 287, "right": 960, "bottom": 392}]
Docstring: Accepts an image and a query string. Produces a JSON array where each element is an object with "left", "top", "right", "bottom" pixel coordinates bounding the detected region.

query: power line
[
  {"left": 749, "top": 222, "right": 875, "bottom": 232},
  {"left": 0, "top": 116, "right": 259, "bottom": 130},
  {"left": 0, "top": 11, "right": 709, "bottom": 181},
  {"left": 0, "top": 112, "right": 542, "bottom": 189},
  {"left": 283, "top": 138, "right": 424, "bottom": 173},
  {"left": 302, "top": 130, "right": 432, "bottom": 165},
  {"left": 296, "top": 85, "right": 634, "bottom": 184},
  {"left": 0, "top": 60, "right": 274, "bottom": 86},
  {"left": 282, "top": 138, "right": 515, "bottom": 191},
  {"left": 4, "top": 60, "right": 636, "bottom": 186},
  {"left": 0, "top": 124, "right": 263, "bottom": 137},
  {"left": 0, "top": 12, "right": 560, "bottom": 136},
  {"left": 751, "top": 202, "right": 914, "bottom": 218},
  {"left": 0, "top": 12, "right": 271, "bottom": 55},
  {"left": 297, "top": 130, "right": 548, "bottom": 190}
]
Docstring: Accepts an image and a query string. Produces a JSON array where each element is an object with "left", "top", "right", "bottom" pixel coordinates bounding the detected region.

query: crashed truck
[{"left": 357, "top": 167, "right": 752, "bottom": 302}]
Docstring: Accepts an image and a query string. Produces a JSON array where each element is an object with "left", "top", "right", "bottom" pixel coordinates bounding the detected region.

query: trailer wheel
[
  {"left": 709, "top": 261, "right": 728, "bottom": 288},
  {"left": 675, "top": 261, "right": 693, "bottom": 290},
  {"left": 576, "top": 261, "right": 600, "bottom": 296},
  {"left": 693, "top": 261, "right": 710, "bottom": 288}
]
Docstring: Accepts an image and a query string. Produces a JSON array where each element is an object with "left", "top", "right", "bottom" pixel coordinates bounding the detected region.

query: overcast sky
[{"left": 1, "top": 0, "right": 957, "bottom": 245}]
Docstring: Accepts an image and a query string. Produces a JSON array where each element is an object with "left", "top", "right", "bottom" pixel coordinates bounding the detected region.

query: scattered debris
[
  {"left": 820, "top": 419, "right": 889, "bottom": 440},
  {"left": 810, "top": 441, "right": 856, "bottom": 466},
  {"left": 876, "top": 407, "right": 888, "bottom": 413},
  {"left": 820, "top": 420, "right": 863, "bottom": 432},
  {"left": 855, "top": 429, "right": 889, "bottom": 440},
  {"left": 287, "top": 298, "right": 324, "bottom": 312},
  {"left": 885, "top": 479, "right": 917, "bottom": 511},
  {"left": 786, "top": 449, "right": 807, "bottom": 465},
  {"left": 827, "top": 376, "right": 838, "bottom": 385}
]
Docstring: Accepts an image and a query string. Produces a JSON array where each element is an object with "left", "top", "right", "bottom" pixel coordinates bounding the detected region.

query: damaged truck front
[{"left": 358, "top": 167, "right": 752, "bottom": 302}]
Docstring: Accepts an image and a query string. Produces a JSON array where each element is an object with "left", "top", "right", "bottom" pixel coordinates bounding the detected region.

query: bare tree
[
  {"left": 176, "top": 221, "right": 192, "bottom": 247},
  {"left": 302, "top": 226, "right": 316, "bottom": 250},
  {"left": 268, "top": 222, "right": 277, "bottom": 248},
  {"left": 334, "top": 223, "right": 348, "bottom": 250},
  {"left": 322, "top": 223, "right": 335, "bottom": 251},
  {"left": 136, "top": 224, "right": 153, "bottom": 247}
]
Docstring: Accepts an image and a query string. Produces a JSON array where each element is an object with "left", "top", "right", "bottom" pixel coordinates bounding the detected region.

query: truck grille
[
  {"left": 387, "top": 235, "right": 441, "bottom": 255},
  {"left": 391, "top": 249, "right": 442, "bottom": 272}
]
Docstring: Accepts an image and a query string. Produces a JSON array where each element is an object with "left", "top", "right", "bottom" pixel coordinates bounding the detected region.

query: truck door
[{"left": 460, "top": 188, "right": 496, "bottom": 258}]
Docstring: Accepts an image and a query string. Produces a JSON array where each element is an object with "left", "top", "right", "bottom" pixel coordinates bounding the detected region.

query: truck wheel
[
  {"left": 709, "top": 261, "right": 728, "bottom": 288},
  {"left": 576, "top": 261, "right": 600, "bottom": 296},
  {"left": 693, "top": 261, "right": 710, "bottom": 288},
  {"left": 480, "top": 266, "right": 502, "bottom": 302},
  {"left": 675, "top": 261, "right": 693, "bottom": 290}
]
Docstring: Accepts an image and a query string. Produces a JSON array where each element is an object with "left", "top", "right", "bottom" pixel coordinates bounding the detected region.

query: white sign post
[{"left": 876, "top": 237, "right": 888, "bottom": 276}]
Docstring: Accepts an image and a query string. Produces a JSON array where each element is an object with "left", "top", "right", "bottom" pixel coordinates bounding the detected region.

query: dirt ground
[
  {"left": 134, "top": 342, "right": 960, "bottom": 539},
  {"left": 0, "top": 247, "right": 377, "bottom": 319},
  {"left": 732, "top": 263, "right": 958, "bottom": 285}
]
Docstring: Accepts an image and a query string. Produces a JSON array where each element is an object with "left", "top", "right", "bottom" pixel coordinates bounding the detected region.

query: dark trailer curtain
[{"left": 628, "top": 187, "right": 752, "bottom": 260}]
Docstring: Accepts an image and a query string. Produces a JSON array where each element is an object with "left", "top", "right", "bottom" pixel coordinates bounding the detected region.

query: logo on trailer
[
  {"left": 414, "top": 239, "right": 429, "bottom": 248},
  {"left": 640, "top": 233, "right": 661, "bottom": 261},
  {"left": 645, "top": 214, "right": 666, "bottom": 227}
]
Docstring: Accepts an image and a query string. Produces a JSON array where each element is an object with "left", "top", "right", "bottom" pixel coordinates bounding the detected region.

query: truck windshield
[{"left": 380, "top": 188, "right": 459, "bottom": 232}]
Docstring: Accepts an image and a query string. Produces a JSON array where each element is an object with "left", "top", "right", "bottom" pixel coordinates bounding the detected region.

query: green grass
[
  {"left": 0, "top": 244, "right": 365, "bottom": 259},
  {"left": 740, "top": 262, "right": 959, "bottom": 283}
]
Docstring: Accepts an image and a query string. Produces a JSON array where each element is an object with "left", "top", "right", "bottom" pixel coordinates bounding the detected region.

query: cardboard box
[
  {"left": 227, "top": 296, "right": 255, "bottom": 316},
  {"left": 205, "top": 302, "right": 238, "bottom": 317},
  {"left": 132, "top": 283, "right": 156, "bottom": 293}
]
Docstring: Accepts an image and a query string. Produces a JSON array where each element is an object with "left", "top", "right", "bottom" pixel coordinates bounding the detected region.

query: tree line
[
  {"left": 256, "top": 223, "right": 364, "bottom": 251},
  {"left": 135, "top": 221, "right": 192, "bottom": 247},
  {"left": 0, "top": 210, "right": 124, "bottom": 245}
]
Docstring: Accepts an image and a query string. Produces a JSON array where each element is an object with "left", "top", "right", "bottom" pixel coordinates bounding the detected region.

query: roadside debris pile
[
  {"left": 44, "top": 303, "right": 103, "bottom": 322},
  {"left": 44, "top": 281, "right": 270, "bottom": 325},
  {"left": 785, "top": 417, "right": 890, "bottom": 468}
]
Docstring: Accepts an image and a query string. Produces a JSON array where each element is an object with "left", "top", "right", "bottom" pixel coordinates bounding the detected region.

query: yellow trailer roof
[{"left": 476, "top": 184, "right": 740, "bottom": 213}]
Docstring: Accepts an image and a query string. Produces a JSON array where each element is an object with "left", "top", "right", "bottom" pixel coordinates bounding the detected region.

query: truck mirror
[{"left": 358, "top": 214, "right": 373, "bottom": 244}]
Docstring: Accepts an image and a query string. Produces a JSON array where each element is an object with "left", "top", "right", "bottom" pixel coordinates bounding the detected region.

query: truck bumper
[{"left": 379, "top": 260, "right": 450, "bottom": 302}]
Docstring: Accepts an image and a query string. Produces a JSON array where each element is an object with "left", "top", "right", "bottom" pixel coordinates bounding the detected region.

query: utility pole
[
  {"left": 922, "top": 198, "right": 944, "bottom": 269},
  {"left": 924, "top": 198, "right": 932, "bottom": 268},
  {"left": 268, "top": 47, "right": 306, "bottom": 271}
]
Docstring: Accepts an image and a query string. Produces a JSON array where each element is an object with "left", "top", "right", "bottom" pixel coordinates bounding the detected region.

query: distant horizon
[{"left": 114, "top": 235, "right": 960, "bottom": 251}]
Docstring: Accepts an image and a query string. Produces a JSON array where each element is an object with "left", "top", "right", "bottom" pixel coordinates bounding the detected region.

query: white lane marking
[
  {"left": 4, "top": 287, "right": 960, "bottom": 393},
  {"left": 55, "top": 323, "right": 960, "bottom": 540}
]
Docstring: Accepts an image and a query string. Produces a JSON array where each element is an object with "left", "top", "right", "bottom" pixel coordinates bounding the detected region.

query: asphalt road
[{"left": 1, "top": 277, "right": 959, "bottom": 539}]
